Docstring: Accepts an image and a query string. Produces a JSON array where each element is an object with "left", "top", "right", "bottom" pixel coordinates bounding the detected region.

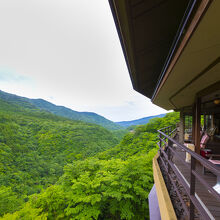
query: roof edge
[{"left": 108, "top": 0, "right": 138, "bottom": 91}]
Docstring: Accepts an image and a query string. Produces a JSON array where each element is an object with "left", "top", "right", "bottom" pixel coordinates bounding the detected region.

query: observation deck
[{"left": 151, "top": 125, "right": 220, "bottom": 220}]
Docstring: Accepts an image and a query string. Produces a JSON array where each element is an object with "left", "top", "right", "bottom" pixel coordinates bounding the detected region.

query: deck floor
[{"left": 172, "top": 147, "right": 220, "bottom": 219}]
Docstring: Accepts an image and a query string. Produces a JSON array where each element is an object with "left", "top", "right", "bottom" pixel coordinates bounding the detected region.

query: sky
[{"left": 0, "top": 0, "right": 168, "bottom": 122}]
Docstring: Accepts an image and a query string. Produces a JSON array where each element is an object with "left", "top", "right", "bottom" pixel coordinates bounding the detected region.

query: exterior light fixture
[{"left": 214, "top": 99, "right": 220, "bottom": 105}]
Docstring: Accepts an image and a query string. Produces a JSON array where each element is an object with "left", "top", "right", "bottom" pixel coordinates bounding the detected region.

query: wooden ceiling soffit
[
  {"left": 198, "top": 81, "right": 220, "bottom": 98},
  {"left": 169, "top": 57, "right": 220, "bottom": 108},
  {"left": 152, "top": 0, "right": 219, "bottom": 110},
  {"left": 152, "top": 0, "right": 212, "bottom": 102}
]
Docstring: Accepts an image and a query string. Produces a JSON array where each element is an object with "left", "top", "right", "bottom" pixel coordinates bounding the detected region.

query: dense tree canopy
[
  {"left": 0, "top": 96, "right": 179, "bottom": 219},
  {"left": 0, "top": 98, "right": 121, "bottom": 216}
]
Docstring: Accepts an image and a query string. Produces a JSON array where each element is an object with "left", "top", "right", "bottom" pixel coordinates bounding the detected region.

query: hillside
[
  {"left": 0, "top": 98, "right": 121, "bottom": 216},
  {"left": 0, "top": 90, "right": 122, "bottom": 130},
  {"left": 1, "top": 112, "right": 179, "bottom": 219},
  {"left": 116, "top": 113, "right": 166, "bottom": 127}
]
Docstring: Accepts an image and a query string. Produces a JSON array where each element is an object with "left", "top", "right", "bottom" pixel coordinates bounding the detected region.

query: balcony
[{"left": 154, "top": 125, "right": 220, "bottom": 219}]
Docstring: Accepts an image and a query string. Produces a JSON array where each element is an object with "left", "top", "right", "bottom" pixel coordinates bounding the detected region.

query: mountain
[
  {"left": 2, "top": 111, "right": 179, "bottom": 219},
  {"left": 0, "top": 90, "right": 122, "bottom": 130},
  {"left": 116, "top": 114, "right": 166, "bottom": 127},
  {"left": 0, "top": 96, "right": 122, "bottom": 216},
  {"left": 0, "top": 88, "right": 180, "bottom": 219}
]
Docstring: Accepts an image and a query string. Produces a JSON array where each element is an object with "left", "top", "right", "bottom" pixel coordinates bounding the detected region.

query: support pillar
[
  {"left": 179, "top": 110, "right": 185, "bottom": 144},
  {"left": 190, "top": 97, "right": 201, "bottom": 219},
  {"left": 192, "top": 106, "right": 195, "bottom": 144},
  {"left": 204, "top": 114, "right": 206, "bottom": 131},
  {"left": 194, "top": 97, "right": 201, "bottom": 155}
]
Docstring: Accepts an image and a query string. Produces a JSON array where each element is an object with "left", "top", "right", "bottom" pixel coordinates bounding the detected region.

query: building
[{"left": 109, "top": 0, "right": 220, "bottom": 219}]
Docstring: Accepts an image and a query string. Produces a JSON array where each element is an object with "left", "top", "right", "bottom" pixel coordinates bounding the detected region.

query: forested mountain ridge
[
  {"left": 0, "top": 98, "right": 122, "bottom": 216},
  {"left": 1, "top": 111, "right": 179, "bottom": 219},
  {"left": 0, "top": 90, "right": 122, "bottom": 130},
  {"left": 116, "top": 113, "right": 166, "bottom": 127}
]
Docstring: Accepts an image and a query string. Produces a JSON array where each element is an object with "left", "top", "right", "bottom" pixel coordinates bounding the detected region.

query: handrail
[
  {"left": 157, "top": 126, "right": 220, "bottom": 219},
  {"left": 159, "top": 146, "right": 211, "bottom": 220},
  {"left": 158, "top": 129, "right": 220, "bottom": 176}
]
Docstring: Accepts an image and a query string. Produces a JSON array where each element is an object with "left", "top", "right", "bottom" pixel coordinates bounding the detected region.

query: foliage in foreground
[
  {"left": 0, "top": 98, "right": 121, "bottom": 216},
  {"left": 3, "top": 150, "right": 156, "bottom": 220},
  {"left": 1, "top": 112, "right": 179, "bottom": 219}
]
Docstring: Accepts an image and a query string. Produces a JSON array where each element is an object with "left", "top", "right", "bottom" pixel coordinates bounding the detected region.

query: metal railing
[{"left": 158, "top": 126, "right": 220, "bottom": 220}]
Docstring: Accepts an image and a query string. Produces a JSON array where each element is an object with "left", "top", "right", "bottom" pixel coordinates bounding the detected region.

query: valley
[{"left": 0, "top": 91, "right": 179, "bottom": 219}]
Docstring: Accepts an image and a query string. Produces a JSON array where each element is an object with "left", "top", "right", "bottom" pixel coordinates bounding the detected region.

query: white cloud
[{"left": 0, "top": 0, "right": 168, "bottom": 121}]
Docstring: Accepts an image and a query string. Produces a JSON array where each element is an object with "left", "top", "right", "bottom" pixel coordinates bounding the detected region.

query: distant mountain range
[
  {"left": 0, "top": 90, "right": 122, "bottom": 130},
  {"left": 0, "top": 90, "right": 166, "bottom": 130},
  {"left": 116, "top": 114, "right": 166, "bottom": 127}
]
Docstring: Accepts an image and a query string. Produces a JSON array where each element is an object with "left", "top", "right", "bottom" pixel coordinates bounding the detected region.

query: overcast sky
[{"left": 0, "top": 0, "right": 168, "bottom": 122}]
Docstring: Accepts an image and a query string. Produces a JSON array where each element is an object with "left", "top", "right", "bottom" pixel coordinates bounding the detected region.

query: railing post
[
  {"left": 190, "top": 156, "right": 196, "bottom": 220},
  {"left": 159, "top": 133, "right": 162, "bottom": 156},
  {"left": 164, "top": 128, "right": 167, "bottom": 142},
  {"left": 168, "top": 138, "right": 172, "bottom": 174}
]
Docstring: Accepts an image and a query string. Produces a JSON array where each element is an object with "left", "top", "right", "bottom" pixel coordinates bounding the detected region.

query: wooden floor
[{"left": 173, "top": 147, "right": 220, "bottom": 219}]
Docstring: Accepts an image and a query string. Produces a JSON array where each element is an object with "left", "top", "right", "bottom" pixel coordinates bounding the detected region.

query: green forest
[
  {"left": 0, "top": 96, "right": 179, "bottom": 219},
  {"left": 0, "top": 90, "right": 122, "bottom": 130}
]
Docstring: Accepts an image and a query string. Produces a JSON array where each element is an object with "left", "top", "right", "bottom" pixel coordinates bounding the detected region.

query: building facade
[{"left": 109, "top": 0, "right": 220, "bottom": 219}]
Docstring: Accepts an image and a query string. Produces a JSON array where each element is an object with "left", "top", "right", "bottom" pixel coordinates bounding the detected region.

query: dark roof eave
[
  {"left": 108, "top": 0, "right": 138, "bottom": 91},
  {"left": 151, "top": 0, "right": 202, "bottom": 102}
]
